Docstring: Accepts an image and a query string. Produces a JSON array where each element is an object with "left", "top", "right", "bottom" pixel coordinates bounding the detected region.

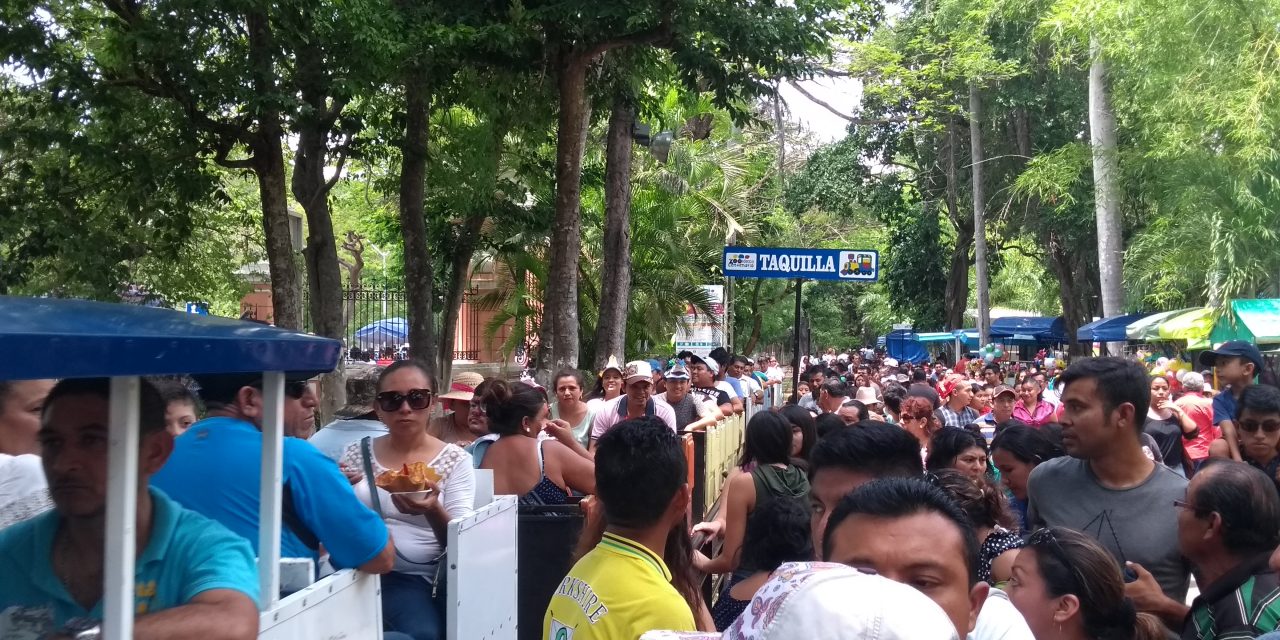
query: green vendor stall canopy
[
  {"left": 1126, "top": 308, "right": 1199, "bottom": 341},
  {"left": 1157, "top": 307, "right": 1215, "bottom": 350},
  {"left": 1209, "top": 299, "right": 1280, "bottom": 346}
]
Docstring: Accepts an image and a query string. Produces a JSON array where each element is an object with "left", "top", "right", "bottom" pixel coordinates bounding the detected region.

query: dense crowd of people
[{"left": 3, "top": 337, "right": 1280, "bottom": 640}]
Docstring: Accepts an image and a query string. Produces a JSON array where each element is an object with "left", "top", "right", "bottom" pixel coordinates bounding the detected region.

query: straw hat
[
  {"left": 437, "top": 370, "right": 485, "bottom": 402},
  {"left": 854, "top": 386, "right": 882, "bottom": 406}
]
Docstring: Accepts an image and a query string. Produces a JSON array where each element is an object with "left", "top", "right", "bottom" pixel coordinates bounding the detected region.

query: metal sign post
[{"left": 792, "top": 278, "right": 803, "bottom": 404}]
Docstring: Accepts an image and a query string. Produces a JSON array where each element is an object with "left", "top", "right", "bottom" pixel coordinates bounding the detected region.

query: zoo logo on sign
[
  {"left": 837, "top": 251, "right": 877, "bottom": 279},
  {"left": 725, "top": 252, "right": 757, "bottom": 272}
]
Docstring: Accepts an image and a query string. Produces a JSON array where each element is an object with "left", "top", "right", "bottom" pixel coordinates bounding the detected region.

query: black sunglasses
[
  {"left": 376, "top": 389, "right": 433, "bottom": 412},
  {"left": 251, "top": 380, "right": 311, "bottom": 399},
  {"left": 1028, "top": 528, "right": 1087, "bottom": 589},
  {"left": 1238, "top": 419, "right": 1280, "bottom": 433}
]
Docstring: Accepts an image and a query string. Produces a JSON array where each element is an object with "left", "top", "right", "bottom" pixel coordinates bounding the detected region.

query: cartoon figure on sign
[
  {"left": 841, "top": 256, "right": 858, "bottom": 276},
  {"left": 838, "top": 251, "right": 876, "bottom": 279}
]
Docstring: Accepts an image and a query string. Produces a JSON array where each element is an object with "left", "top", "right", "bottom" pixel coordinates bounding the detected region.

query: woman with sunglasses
[
  {"left": 1007, "top": 527, "right": 1164, "bottom": 640},
  {"left": 898, "top": 395, "right": 937, "bottom": 461},
  {"left": 339, "top": 360, "right": 476, "bottom": 640},
  {"left": 478, "top": 379, "right": 595, "bottom": 505}
]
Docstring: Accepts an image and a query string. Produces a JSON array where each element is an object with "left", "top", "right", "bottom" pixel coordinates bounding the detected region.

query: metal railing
[{"left": 683, "top": 398, "right": 754, "bottom": 522}]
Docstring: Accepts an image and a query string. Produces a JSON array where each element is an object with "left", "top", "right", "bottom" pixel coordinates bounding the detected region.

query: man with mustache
[{"left": 0, "top": 377, "right": 259, "bottom": 639}]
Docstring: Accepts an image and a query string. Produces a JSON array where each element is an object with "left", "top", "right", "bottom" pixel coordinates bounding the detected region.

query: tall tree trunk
[
  {"left": 942, "top": 120, "right": 971, "bottom": 330},
  {"left": 970, "top": 85, "right": 990, "bottom": 345},
  {"left": 538, "top": 55, "right": 593, "bottom": 383},
  {"left": 1046, "top": 235, "right": 1091, "bottom": 356},
  {"left": 291, "top": 37, "right": 347, "bottom": 424},
  {"left": 339, "top": 232, "right": 365, "bottom": 333},
  {"left": 438, "top": 212, "right": 486, "bottom": 387},
  {"left": 593, "top": 94, "right": 634, "bottom": 370},
  {"left": 399, "top": 70, "right": 438, "bottom": 380},
  {"left": 1089, "top": 35, "right": 1125, "bottom": 354},
  {"left": 247, "top": 11, "right": 302, "bottom": 330}
]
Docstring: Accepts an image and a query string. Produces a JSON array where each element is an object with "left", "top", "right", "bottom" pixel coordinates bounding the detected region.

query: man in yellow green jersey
[{"left": 543, "top": 417, "right": 697, "bottom": 639}]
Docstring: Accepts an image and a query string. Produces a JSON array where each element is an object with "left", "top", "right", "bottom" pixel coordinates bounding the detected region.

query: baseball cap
[
  {"left": 1198, "top": 341, "right": 1264, "bottom": 372},
  {"left": 679, "top": 351, "right": 719, "bottom": 375},
  {"left": 639, "top": 562, "right": 957, "bottom": 640},
  {"left": 883, "top": 358, "right": 899, "bottom": 368},
  {"left": 991, "top": 384, "right": 1016, "bottom": 400},
  {"left": 623, "top": 360, "right": 654, "bottom": 384},
  {"left": 665, "top": 361, "right": 691, "bottom": 381}
]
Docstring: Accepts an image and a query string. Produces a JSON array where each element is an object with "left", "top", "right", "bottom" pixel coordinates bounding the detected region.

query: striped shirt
[{"left": 1183, "top": 553, "right": 1280, "bottom": 640}]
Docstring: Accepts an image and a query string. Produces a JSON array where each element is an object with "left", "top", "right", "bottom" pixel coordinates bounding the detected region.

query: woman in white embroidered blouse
[{"left": 339, "top": 361, "right": 474, "bottom": 640}]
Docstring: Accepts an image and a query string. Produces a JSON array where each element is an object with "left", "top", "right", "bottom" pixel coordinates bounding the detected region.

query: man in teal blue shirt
[{"left": 0, "top": 377, "right": 259, "bottom": 639}]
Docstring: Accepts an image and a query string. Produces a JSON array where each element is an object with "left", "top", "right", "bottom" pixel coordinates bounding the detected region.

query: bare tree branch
[{"left": 785, "top": 80, "right": 906, "bottom": 126}]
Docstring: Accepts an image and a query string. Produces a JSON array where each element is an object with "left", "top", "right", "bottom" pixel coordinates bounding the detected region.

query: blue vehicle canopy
[{"left": 0, "top": 296, "right": 341, "bottom": 380}]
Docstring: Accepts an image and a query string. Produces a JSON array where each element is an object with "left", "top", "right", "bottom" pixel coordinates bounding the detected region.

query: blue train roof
[{"left": 0, "top": 296, "right": 341, "bottom": 380}]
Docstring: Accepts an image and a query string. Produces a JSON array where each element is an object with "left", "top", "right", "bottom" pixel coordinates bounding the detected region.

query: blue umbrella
[{"left": 353, "top": 317, "right": 408, "bottom": 348}]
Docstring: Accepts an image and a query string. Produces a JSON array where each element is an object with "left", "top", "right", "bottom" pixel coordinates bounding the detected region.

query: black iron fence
[{"left": 302, "top": 287, "right": 484, "bottom": 361}]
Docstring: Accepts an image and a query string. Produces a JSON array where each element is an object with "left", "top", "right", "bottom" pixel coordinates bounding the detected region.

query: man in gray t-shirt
[
  {"left": 1028, "top": 456, "right": 1190, "bottom": 600},
  {"left": 1027, "top": 357, "right": 1192, "bottom": 629}
]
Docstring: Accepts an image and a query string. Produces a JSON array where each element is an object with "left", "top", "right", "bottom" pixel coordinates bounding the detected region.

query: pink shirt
[
  {"left": 1013, "top": 400, "right": 1056, "bottom": 427},
  {"left": 590, "top": 395, "right": 678, "bottom": 442}
]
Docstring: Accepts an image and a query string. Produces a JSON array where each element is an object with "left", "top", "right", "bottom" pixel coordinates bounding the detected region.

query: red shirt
[{"left": 1177, "top": 392, "right": 1218, "bottom": 461}]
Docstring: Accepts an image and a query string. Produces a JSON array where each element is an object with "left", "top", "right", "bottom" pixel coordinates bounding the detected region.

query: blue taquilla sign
[{"left": 722, "top": 246, "right": 879, "bottom": 282}]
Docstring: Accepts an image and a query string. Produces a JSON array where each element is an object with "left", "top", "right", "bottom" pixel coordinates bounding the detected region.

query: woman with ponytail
[
  {"left": 476, "top": 380, "right": 595, "bottom": 504},
  {"left": 1008, "top": 527, "right": 1164, "bottom": 640}
]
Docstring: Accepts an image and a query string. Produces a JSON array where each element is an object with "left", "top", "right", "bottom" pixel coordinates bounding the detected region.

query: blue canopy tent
[
  {"left": 918, "top": 330, "right": 980, "bottom": 349},
  {"left": 1076, "top": 312, "right": 1153, "bottom": 343},
  {"left": 884, "top": 329, "right": 929, "bottom": 364},
  {"left": 353, "top": 317, "right": 408, "bottom": 349},
  {"left": 989, "top": 316, "right": 1069, "bottom": 344},
  {"left": 0, "top": 296, "right": 341, "bottom": 380}
]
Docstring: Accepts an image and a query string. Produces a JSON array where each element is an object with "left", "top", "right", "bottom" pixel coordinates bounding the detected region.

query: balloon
[
  {"left": 1152, "top": 367, "right": 1167, "bottom": 377},
  {"left": 994, "top": 349, "right": 1004, "bottom": 358},
  {"left": 1176, "top": 370, "right": 1188, "bottom": 382},
  {"left": 1157, "top": 357, "right": 1170, "bottom": 367},
  {"left": 984, "top": 354, "right": 995, "bottom": 363},
  {"left": 1044, "top": 357, "right": 1056, "bottom": 369}
]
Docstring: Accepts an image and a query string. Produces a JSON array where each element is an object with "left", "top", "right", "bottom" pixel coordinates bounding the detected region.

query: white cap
[
  {"left": 640, "top": 562, "right": 958, "bottom": 640},
  {"left": 623, "top": 360, "right": 654, "bottom": 383},
  {"left": 855, "top": 386, "right": 882, "bottom": 406},
  {"left": 883, "top": 358, "right": 899, "bottom": 368}
]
